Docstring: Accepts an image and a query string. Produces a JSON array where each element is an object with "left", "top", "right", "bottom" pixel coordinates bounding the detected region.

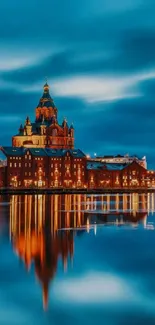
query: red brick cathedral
[
  {"left": 12, "top": 82, "right": 74, "bottom": 149},
  {"left": 0, "top": 82, "right": 155, "bottom": 189}
]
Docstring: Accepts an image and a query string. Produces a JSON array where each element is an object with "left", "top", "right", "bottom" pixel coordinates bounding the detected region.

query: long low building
[{"left": 0, "top": 146, "right": 155, "bottom": 189}]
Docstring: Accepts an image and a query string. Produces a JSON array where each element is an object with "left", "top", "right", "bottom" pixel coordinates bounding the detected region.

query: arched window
[{"left": 52, "top": 128, "right": 57, "bottom": 136}]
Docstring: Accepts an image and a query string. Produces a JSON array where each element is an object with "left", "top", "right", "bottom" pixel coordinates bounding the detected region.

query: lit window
[
  {"left": 25, "top": 163, "right": 27, "bottom": 167},
  {"left": 29, "top": 163, "right": 31, "bottom": 167},
  {"left": 29, "top": 172, "right": 31, "bottom": 176},
  {"left": 10, "top": 157, "right": 12, "bottom": 160},
  {"left": 19, "top": 163, "right": 21, "bottom": 167},
  {"left": 14, "top": 163, "right": 17, "bottom": 167},
  {"left": 10, "top": 163, "right": 12, "bottom": 167},
  {"left": 25, "top": 172, "right": 27, "bottom": 176},
  {"left": 29, "top": 155, "right": 31, "bottom": 160}
]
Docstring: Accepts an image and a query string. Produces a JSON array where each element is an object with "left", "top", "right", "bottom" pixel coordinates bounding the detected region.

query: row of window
[
  {"left": 10, "top": 163, "right": 32, "bottom": 168},
  {"left": 9, "top": 162, "right": 84, "bottom": 169},
  {"left": 25, "top": 155, "right": 31, "bottom": 160},
  {"left": 10, "top": 163, "right": 21, "bottom": 168},
  {"left": 25, "top": 163, "right": 31, "bottom": 167},
  {"left": 9, "top": 156, "right": 83, "bottom": 162},
  {"left": 10, "top": 157, "right": 21, "bottom": 160},
  {"left": 25, "top": 172, "right": 32, "bottom": 176}
]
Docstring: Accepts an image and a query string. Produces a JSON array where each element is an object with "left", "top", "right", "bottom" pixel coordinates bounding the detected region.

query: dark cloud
[{"left": 0, "top": 0, "right": 155, "bottom": 168}]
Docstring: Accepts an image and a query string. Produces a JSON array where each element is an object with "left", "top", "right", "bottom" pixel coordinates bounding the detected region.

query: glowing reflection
[{"left": 9, "top": 193, "right": 154, "bottom": 310}]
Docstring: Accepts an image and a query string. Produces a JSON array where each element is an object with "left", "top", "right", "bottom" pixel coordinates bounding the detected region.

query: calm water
[{"left": 0, "top": 193, "right": 155, "bottom": 325}]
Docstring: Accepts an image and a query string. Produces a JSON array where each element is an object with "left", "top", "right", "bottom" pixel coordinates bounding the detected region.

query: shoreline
[{"left": 0, "top": 188, "right": 155, "bottom": 195}]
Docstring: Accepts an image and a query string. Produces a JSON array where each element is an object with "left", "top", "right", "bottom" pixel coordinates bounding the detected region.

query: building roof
[
  {"left": 96, "top": 154, "right": 143, "bottom": 160},
  {"left": 29, "top": 148, "right": 47, "bottom": 156},
  {"left": 2, "top": 147, "right": 26, "bottom": 156},
  {"left": 87, "top": 161, "right": 129, "bottom": 171},
  {"left": 45, "top": 148, "right": 86, "bottom": 158},
  {"left": 1, "top": 147, "right": 86, "bottom": 158}
]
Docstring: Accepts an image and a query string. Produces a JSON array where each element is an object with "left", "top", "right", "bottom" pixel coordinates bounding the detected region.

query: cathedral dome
[{"left": 37, "top": 82, "right": 56, "bottom": 109}]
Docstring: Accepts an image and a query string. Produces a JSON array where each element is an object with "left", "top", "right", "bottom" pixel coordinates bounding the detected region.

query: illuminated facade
[
  {"left": 0, "top": 82, "right": 155, "bottom": 189},
  {"left": 87, "top": 160, "right": 155, "bottom": 189},
  {"left": 2, "top": 147, "right": 86, "bottom": 188},
  {"left": 12, "top": 83, "right": 74, "bottom": 149},
  {"left": 1, "top": 148, "right": 155, "bottom": 189}
]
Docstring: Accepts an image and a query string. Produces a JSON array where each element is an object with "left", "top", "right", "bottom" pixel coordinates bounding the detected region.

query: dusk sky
[{"left": 0, "top": 0, "right": 155, "bottom": 167}]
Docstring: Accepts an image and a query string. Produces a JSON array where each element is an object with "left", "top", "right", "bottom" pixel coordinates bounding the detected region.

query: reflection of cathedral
[
  {"left": 9, "top": 193, "right": 152, "bottom": 310},
  {"left": 10, "top": 194, "right": 86, "bottom": 310}
]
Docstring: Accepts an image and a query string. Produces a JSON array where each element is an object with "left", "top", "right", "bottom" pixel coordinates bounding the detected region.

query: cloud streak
[{"left": 0, "top": 0, "right": 155, "bottom": 166}]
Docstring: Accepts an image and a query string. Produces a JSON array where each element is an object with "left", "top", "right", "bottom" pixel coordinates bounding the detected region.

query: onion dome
[
  {"left": 70, "top": 123, "right": 74, "bottom": 129},
  {"left": 25, "top": 116, "right": 31, "bottom": 125},
  {"left": 37, "top": 82, "right": 56, "bottom": 109}
]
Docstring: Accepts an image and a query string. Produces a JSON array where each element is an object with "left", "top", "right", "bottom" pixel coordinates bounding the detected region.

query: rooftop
[
  {"left": 1, "top": 147, "right": 86, "bottom": 158},
  {"left": 87, "top": 161, "right": 129, "bottom": 171}
]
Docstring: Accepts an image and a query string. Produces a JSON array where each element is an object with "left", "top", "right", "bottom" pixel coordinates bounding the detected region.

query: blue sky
[{"left": 0, "top": 0, "right": 155, "bottom": 167}]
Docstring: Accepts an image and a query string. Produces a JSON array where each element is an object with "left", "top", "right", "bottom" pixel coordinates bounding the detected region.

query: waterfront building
[
  {"left": 87, "top": 160, "right": 155, "bottom": 189},
  {"left": 93, "top": 154, "right": 147, "bottom": 169},
  {"left": 2, "top": 147, "right": 86, "bottom": 188},
  {"left": 0, "top": 82, "right": 154, "bottom": 190}
]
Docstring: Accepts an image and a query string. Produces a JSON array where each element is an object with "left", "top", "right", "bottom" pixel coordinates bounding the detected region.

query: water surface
[{"left": 0, "top": 193, "right": 155, "bottom": 325}]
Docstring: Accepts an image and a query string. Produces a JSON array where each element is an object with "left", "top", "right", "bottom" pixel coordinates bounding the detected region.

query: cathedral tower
[{"left": 12, "top": 83, "right": 74, "bottom": 149}]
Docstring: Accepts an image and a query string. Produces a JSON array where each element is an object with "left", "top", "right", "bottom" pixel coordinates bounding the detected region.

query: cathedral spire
[{"left": 43, "top": 82, "right": 50, "bottom": 93}]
